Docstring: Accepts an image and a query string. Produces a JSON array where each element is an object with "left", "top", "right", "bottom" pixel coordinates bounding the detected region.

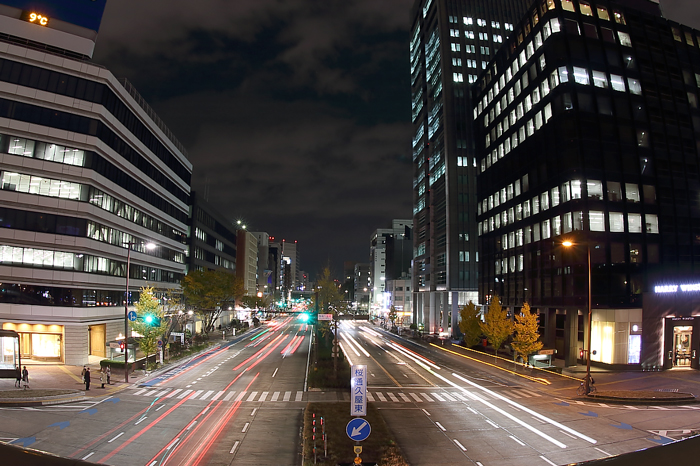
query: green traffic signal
[
  {"left": 145, "top": 314, "right": 154, "bottom": 324},
  {"left": 299, "top": 312, "right": 309, "bottom": 323}
]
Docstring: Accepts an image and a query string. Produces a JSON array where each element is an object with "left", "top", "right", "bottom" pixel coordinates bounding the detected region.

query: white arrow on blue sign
[
  {"left": 128, "top": 311, "right": 137, "bottom": 322},
  {"left": 346, "top": 418, "right": 371, "bottom": 442}
]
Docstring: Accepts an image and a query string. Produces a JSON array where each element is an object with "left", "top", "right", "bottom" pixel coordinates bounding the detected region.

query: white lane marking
[
  {"left": 377, "top": 392, "right": 387, "bottom": 402},
  {"left": 156, "top": 404, "right": 165, "bottom": 411},
  {"left": 186, "top": 421, "right": 197, "bottom": 431},
  {"left": 560, "top": 430, "right": 578, "bottom": 440},
  {"left": 189, "top": 390, "right": 204, "bottom": 400},
  {"left": 435, "top": 422, "right": 447, "bottom": 432},
  {"left": 246, "top": 392, "right": 258, "bottom": 402},
  {"left": 135, "top": 417, "right": 147, "bottom": 425},
  {"left": 242, "top": 422, "right": 250, "bottom": 433},
  {"left": 510, "top": 435, "right": 526, "bottom": 446},
  {"left": 452, "top": 392, "right": 467, "bottom": 401},
  {"left": 476, "top": 462, "right": 484, "bottom": 466},
  {"left": 388, "top": 393, "right": 400, "bottom": 402},
  {"left": 197, "top": 378, "right": 202, "bottom": 380},
  {"left": 485, "top": 419, "right": 499, "bottom": 428},
  {"left": 133, "top": 389, "right": 147, "bottom": 396},
  {"left": 532, "top": 416, "right": 547, "bottom": 424},
  {"left": 295, "top": 392, "right": 303, "bottom": 402},
  {"left": 272, "top": 368, "right": 279, "bottom": 378},
  {"left": 211, "top": 391, "right": 225, "bottom": 401},
  {"left": 455, "top": 373, "right": 597, "bottom": 445},
  {"left": 199, "top": 390, "right": 215, "bottom": 401},
  {"left": 420, "top": 393, "right": 433, "bottom": 402},
  {"left": 442, "top": 393, "right": 456, "bottom": 402},
  {"left": 230, "top": 440, "right": 240, "bottom": 454},
  {"left": 144, "top": 389, "right": 159, "bottom": 397},
  {"left": 453, "top": 439, "right": 467, "bottom": 451},
  {"left": 108, "top": 432, "right": 124, "bottom": 443},
  {"left": 235, "top": 391, "right": 247, "bottom": 402},
  {"left": 432, "top": 393, "right": 446, "bottom": 402},
  {"left": 177, "top": 390, "right": 193, "bottom": 399},
  {"left": 82, "top": 452, "right": 94, "bottom": 460},
  {"left": 410, "top": 393, "right": 423, "bottom": 402},
  {"left": 223, "top": 391, "right": 236, "bottom": 402},
  {"left": 467, "top": 406, "right": 478, "bottom": 414},
  {"left": 540, "top": 456, "right": 557, "bottom": 465},
  {"left": 422, "top": 409, "right": 431, "bottom": 416},
  {"left": 166, "top": 389, "right": 182, "bottom": 398},
  {"left": 251, "top": 408, "right": 257, "bottom": 416},
  {"left": 595, "top": 447, "right": 612, "bottom": 456},
  {"left": 271, "top": 391, "right": 280, "bottom": 402},
  {"left": 259, "top": 392, "right": 268, "bottom": 402},
  {"left": 283, "top": 391, "right": 291, "bottom": 402},
  {"left": 186, "top": 385, "right": 192, "bottom": 388}
]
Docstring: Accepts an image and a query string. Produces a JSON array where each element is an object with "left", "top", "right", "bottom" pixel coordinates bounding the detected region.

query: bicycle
[{"left": 577, "top": 382, "right": 597, "bottom": 396}]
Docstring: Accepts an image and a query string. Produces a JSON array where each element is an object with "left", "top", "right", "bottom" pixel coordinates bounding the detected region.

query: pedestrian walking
[
  {"left": 100, "top": 368, "right": 106, "bottom": 388},
  {"left": 14, "top": 367, "right": 21, "bottom": 388},
  {"left": 81, "top": 365, "right": 87, "bottom": 384},
  {"left": 106, "top": 365, "right": 111, "bottom": 385},
  {"left": 84, "top": 367, "right": 91, "bottom": 391},
  {"left": 21, "top": 366, "right": 29, "bottom": 389}
]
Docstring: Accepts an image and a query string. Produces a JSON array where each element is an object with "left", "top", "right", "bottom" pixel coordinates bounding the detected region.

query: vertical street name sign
[{"left": 351, "top": 364, "right": 367, "bottom": 417}]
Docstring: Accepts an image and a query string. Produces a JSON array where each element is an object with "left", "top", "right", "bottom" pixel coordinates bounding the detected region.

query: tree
[
  {"left": 181, "top": 269, "right": 245, "bottom": 335},
  {"left": 315, "top": 267, "right": 344, "bottom": 312},
  {"left": 511, "top": 303, "right": 543, "bottom": 363},
  {"left": 130, "top": 286, "right": 169, "bottom": 366},
  {"left": 459, "top": 300, "right": 482, "bottom": 348},
  {"left": 479, "top": 296, "right": 514, "bottom": 357},
  {"left": 388, "top": 306, "right": 398, "bottom": 327}
]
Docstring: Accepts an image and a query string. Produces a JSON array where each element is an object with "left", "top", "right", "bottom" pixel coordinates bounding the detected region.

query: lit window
[
  {"left": 625, "top": 183, "right": 640, "bottom": 203},
  {"left": 526, "top": 42, "right": 535, "bottom": 58},
  {"left": 453, "top": 73, "right": 464, "bottom": 82},
  {"left": 527, "top": 119, "right": 534, "bottom": 136},
  {"left": 628, "top": 213, "right": 642, "bottom": 233},
  {"left": 562, "top": 0, "right": 575, "bottom": 12},
  {"left": 592, "top": 70, "right": 607, "bottom": 88},
  {"left": 525, "top": 95, "right": 533, "bottom": 111},
  {"left": 541, "top": 79, "right": 550, "bottom": 97},
  {"left": 628, "top": 78, "right": 642, "bottom": 95},
  {"left": 535, "top": 111, "right": 543, "bottom": 129},
  {"left": 589, "top": 211, "right": 605, "bottom": 232},
  {"left": 610, "top": 74, "right": 625, "bottom": 92},
  {"left": 618, "top": 31, "right": 632, "bottom": 47},
  {"left": 550, "top": 18, "right": 561, "bottom": 34},
  {"left": 597, "top": 6, "right": 610, "bottom": 21},
  {"left": 544, "top": 103, "right": 552, "bottom": 122},
  {"left": 645, "top": 214, "right": 658, "bottom": 233},
  {"left": 579, "top": 2, "right": 593, "bottom": 16},
  {"left": 558, "top": 66, "right": 569, "bottom": 83},
  {"left": 451, "top": 43, "right": 460, "bottom": 52},
  {"left": 535, "top": 32, "right": 543, "bottom": 49},
  {"left": 573, "top": 67, "right": 589, "bottom": 85},
  {"left": 609, "top": 212, "right": 624, "bottom": 232},
  {"left": 519, "top": 50, "right": 526, "bottom": 66},
  {"left": 546, "top": 0, "right": 555, "bottom": 10},
  {"left": 464, "top": 17, "right": 473, "bottom": 25},
  {"left": 533, "top": 87, "right": 541, "bottom": 104},
  {"left": 587, "top": 180, "right": 603, "bottom": 199},
  {"left": 452, "top": 58, "right": 462, "bottom": 66},
  {"left": 614, "top": 10, "right": 626, "bottom": 25},
  {"left": 544, "top": 22, "right": 552, "bottom": 39}
]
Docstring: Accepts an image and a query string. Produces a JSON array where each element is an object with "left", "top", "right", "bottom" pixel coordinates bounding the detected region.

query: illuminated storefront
[
  {"left": 2, "top": 323, "right": 63, "bottom": 362},
  {"left": 589, "top": 309, "right": 642, "bottom": 366},
  {"left": 0, "top": 329, "right": 20, "bottom": 377}
]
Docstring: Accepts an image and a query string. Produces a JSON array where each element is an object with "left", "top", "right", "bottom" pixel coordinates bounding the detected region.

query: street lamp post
[
  {"left": 123, "top": 241, "right": 155, "bottom": 383},
  {"left": 563, "top": 240, "right": 592, "bottom": 394}
]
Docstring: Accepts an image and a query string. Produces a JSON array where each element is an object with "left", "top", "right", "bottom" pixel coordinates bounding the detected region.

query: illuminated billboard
[{"left": 1, "top": 0, "right": 107, "bottom": 32}]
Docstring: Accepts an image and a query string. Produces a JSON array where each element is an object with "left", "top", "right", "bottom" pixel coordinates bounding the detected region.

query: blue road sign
[
  {"left": 128, "top": 311, "right": 137, "bottom": 322},
  {"left": 157, "top": 340, "right": 163, "bottom": 347},
  {"left": 346, "top": 418, "right": 371, "bottom": 442}
]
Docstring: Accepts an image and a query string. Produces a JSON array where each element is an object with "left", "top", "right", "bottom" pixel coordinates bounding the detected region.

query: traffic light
[
  {"left": 143, "top": 314, "right": 161, "bottom": 327},
  {"left": 119, "top": 341, "right": 125, "bottom": 352},
  {"left": 299, "top": 312, "right": 309, "bottom": 323}
]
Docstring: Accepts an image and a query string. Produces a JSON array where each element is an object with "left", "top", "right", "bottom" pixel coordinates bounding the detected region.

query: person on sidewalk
[
  {"left": 106, "top": 365, "right": 111, "bottom": 385},
  {"left": 22, "top": 366, "right": 29, "bottom": 389},
  {"left": 84, "top": 367, "right": 91, "bottom": 391},
  {"left": 100, "top": 368, "right": 106, "bottom": 388},
  {"left": 81, "top": 365, "right": 87, "bottom": 384},
  {"left": 14, "top": 367, "right": 21, "bottom": 388}
]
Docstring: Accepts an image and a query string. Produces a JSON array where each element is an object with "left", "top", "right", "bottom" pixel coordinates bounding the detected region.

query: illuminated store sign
[
  {"left": 654, "top": 284, "right": 700, "bottom": 293},
  {"left": 21, "top": 11, "right": 49, "bottom": 26}
]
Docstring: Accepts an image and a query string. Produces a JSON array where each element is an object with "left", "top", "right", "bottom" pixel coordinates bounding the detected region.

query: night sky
[{"left": 92, "top": 0, "right": 699, "bottom": 280}]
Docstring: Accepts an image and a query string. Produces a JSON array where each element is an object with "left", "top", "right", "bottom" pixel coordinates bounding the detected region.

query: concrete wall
[{"left": 64, "top": 324, "right": 88, "bottom": 366}]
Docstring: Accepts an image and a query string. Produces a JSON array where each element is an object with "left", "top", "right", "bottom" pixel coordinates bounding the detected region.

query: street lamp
[
  {"left": 123, "top": 241, "right": 155, "bottom": 383},
  {"left": 562, "top": 239, "right": 592, "bottom": 394}
]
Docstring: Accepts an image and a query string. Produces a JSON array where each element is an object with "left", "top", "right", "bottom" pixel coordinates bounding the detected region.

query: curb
[
  {"left": 581, "top": 394, "right": 699, "bottom": 405},
  {"left": 0, "top": 392, "right": 87, "bottom": 407}
]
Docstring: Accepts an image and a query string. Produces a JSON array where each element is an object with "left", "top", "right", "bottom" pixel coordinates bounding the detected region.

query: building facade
[
  {"left": 410, "top": 0, "right": 530, "bottom": 337},
  {"left": 369, "top": 219, "right": 412, "bottom": 313},
  {"left": 187, "top": 191, "right": 237, "bottom": 274},
  {"left": 0, "top": 1, "right": 191, "bottom": 365},
  {"left": 236, "top": 229, "right": 258, "bottom": 296},
  {"left": 473, "top": 0, "right": 700, "bottom": 368}
]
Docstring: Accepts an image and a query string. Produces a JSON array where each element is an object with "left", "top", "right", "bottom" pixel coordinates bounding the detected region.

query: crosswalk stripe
[
  {"left": 442, "top": 393, "right": 456, "bottom": 402},
  {"left": 515, "top": 390, "right": 532, "bottom": 398},
  {"left": 133, "top": 389, "right": 148, "bottom": 396},
  {"left": 223, "top": 391, "right": 236, "bottom": 402},
  {"left": 367, "top": 392, "right": 375, "bottom": 402},
  {"left": 271, "top": 391, "right": 280, "bottom": 402},
  {"left": 166, "top": 389, "right": 182, "bottom": 398},
  {"left": 421, "top": 393, "right": 434, "bottom": 402},
  {"left": 432, "top": 393, "right": 445, "bottom": 402},
  {"left": 399, "top": 393, "right": 411, "bottom": 402},
  {"left": 199, "top": 390, "right": 215, "bottom": 401},
  {"left": 452, "top": 392, "right": 467, "bottom": 401},
  {"left": 246, "top": 392, "right": 259, "bottom": 402},
  {"left": 211, "top": 391, "right": 225, "bottom": 401},
  {"left": 259, "top": 392, "right": 269, "bottom": 402},
  {"left": 377, "top": 392, "right": 387, "bottom": 402},
  {"left": 177, "top": 390, "right": 193, "bottom": 399},
  {"left": 295, "top": 392, "right": 303, "bottom": 402},
  {"left": 410, "top": 393, "right": 423, "bottom": 402},
  {"left": 144, "top": 389, "right": 159, "bottom": 397},
  {"left": 235, "top": 391, "right": 247, "bottom": 402},
  {"left": 154, "top": 389, "right": 170, "bottom": 397},
  {"left": 189, "top": 390, "right": 204, "bottom": 400},
  {"left": 283, "top": 391, "right": 291, "bottom": 402}
]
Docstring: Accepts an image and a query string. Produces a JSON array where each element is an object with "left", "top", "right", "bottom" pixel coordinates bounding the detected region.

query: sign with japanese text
[
  {"left": 351, "top": 364, "right": 367, "bottom": 417},
  {"left": 318, "top": 313, "right": 333, "bottom": 321}
]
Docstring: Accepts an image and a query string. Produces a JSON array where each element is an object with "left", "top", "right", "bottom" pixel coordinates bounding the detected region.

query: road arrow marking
[
  {"left": 80, "top": 408, "right": 97, "bottom": 415},
  {"left": 647, "top": 436, "right": 674, "bottom": 445},
  {"left": 104, "top": 397, "right": 120, "bottom": 403},
  {"left": 612, "top": 422, "right": 633, "bottom": 430},
  {"left": 351, "top": 421, "right": 368, "bottom": 437},
  {"left": 11, "top": 437, "right": 35, "bottom": 447},
  {"left": 579, "top": 411, "right": 598, "bottom": 417},
  {"left": 48, "top": 421, "right": 70, "bottom": 430},
  {"left": 553, "top": 401, "right": 569, "bottom": 407}
]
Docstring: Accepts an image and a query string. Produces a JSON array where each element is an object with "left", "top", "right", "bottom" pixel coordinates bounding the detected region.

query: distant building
[
  {"left": 369, "top": 219, "right": 412, "bottom": 314},
  {"left": 187, "top": 192, "right": 236, "bottom": 274},
  {"left": 410, "top": 0, "right": 530, "bottom": 337},
  {"left": 354, "top": 263, "right": 371, "bottom": 313},
  {"left": 0, "top": 1, "right": 191, "bottom": 364},
  {"left": 386, "top": 278, "right": 413, "bottom": 325},
  {"left": 236, "top": 229, "right": 258, "bottom": 297}
]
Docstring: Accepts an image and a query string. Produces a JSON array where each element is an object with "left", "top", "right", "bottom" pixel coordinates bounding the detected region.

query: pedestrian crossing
[{"left": 126, "top": 386, "right": 543, "bottom": 404}]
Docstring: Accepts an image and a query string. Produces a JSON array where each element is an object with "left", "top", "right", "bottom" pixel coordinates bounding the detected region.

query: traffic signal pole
[{"left": 124, "top": 244, "right": 132, "bottom": 383}]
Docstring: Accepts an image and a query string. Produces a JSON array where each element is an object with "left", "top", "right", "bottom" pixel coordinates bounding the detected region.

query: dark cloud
[{"left": 93, "top": 0, "right": 414, "bottom": 278}]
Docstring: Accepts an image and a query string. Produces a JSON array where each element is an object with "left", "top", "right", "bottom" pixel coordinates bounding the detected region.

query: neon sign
[
  {"left": 655, "top": 284, "right": 700, "bottom": 293},
  {"left": 21, "top": 11, "right": 49, "bottom": 26}
]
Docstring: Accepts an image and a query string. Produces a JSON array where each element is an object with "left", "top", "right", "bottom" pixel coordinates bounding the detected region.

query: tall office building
[
  {"left": 473, "top": 0, "right": 700, "bottom": 369},
  {"left": 187, "top": 192, "right": 237, "bottom": 274},
  {"left": 369, "top": 219, "right": 412, "bottom": 312},
  {"left": 410, "top": 0, "right": 530, "bottom": 336},
  {"left": 0, "top": 1, "right": 191, "bottom": 364}
]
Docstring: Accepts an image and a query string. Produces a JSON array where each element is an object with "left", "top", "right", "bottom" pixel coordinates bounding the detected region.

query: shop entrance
[
  {"left": 89, "top": 324, "right": 106, "bottom": 358},
  {"left": 673, "top": 326, "right": 693, "bottom": 367}
]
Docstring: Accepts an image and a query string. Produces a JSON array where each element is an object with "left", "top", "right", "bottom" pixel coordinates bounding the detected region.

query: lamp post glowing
[
  {"left": 124, "top": 241, "right": 155, "bottom": 383},
  {"left": 562, "top": 240, "right": 592, "bottom": 394}
]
